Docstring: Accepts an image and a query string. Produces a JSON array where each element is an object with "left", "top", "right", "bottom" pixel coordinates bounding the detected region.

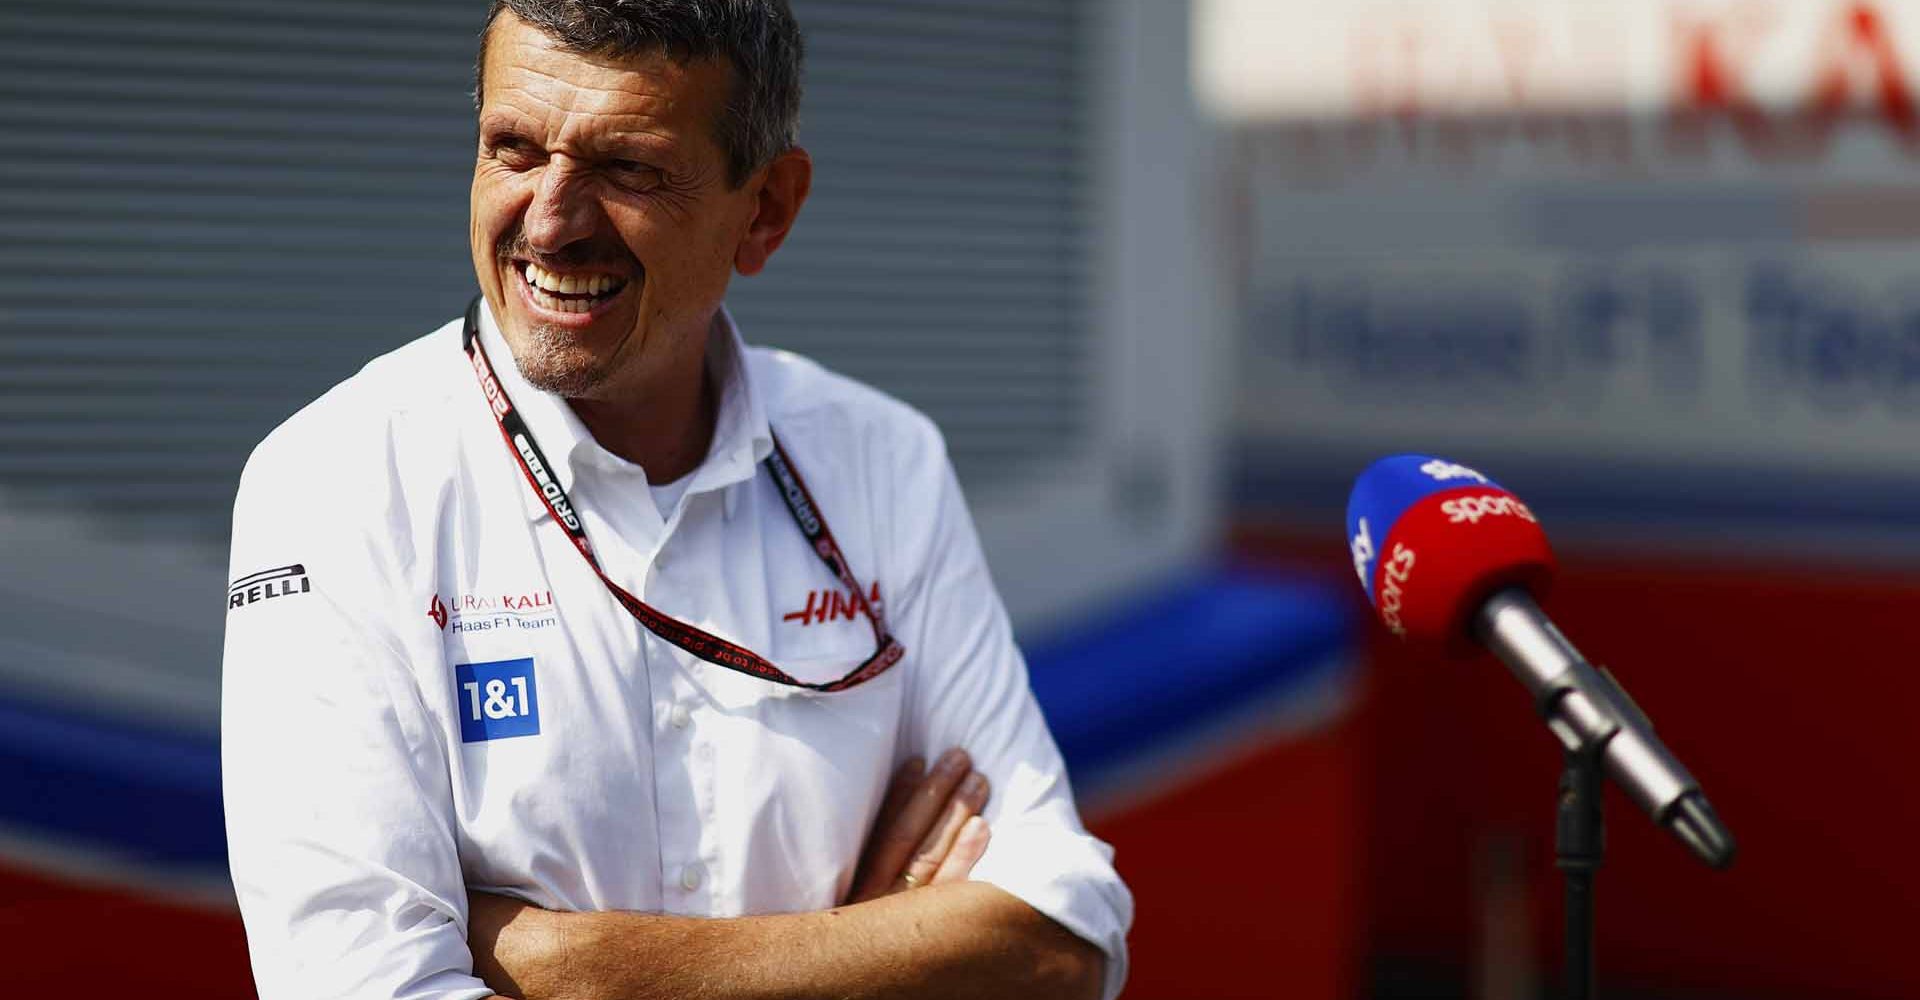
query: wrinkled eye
[
  {"left": 487, "top": 135, "right": 543, "bottom": 170},
  {"left": 607, "top": 160, "right": 662, "bottom": 190}
]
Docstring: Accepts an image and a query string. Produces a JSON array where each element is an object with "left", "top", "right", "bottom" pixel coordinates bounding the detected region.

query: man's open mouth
[{"left": 517, "top": 260, "right": 632, "bottom": 314}]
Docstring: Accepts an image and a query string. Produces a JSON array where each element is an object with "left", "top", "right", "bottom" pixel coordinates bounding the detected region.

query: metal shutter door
[
  {"left": 730, "top": 0, "right": 1091, "bottom": 489},
  {"left": 0, "top": 0, "right": 1090, "bottom": 545},
  {"left": 0, "top": 0, "right": 484, "bottom": 542}
]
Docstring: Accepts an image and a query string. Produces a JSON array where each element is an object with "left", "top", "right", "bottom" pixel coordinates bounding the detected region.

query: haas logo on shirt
[{"left": 783, "top": 583, "right": 883, "bottom": 627}]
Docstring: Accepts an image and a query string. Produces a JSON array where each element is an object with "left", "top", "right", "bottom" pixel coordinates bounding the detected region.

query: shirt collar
[
  {"left": 475, "top": 300, "right": 772, "bottom": 523},
  {"left": 694, "top": 303, "right": 775, "bottom": 504}
]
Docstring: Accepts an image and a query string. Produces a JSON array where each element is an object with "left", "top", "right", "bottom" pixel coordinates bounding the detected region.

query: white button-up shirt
[{"left": 222, "top": 303, "right": 1131, "bottom": 999}]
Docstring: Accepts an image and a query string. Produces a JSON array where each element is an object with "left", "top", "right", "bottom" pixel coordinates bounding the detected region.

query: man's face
[{"left": 471, "top": 13, "right": 759, "bottom": 399}]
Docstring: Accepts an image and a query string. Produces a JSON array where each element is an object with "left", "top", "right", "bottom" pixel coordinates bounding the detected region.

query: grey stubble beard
[
  {"left": 511, "top": 321, "right": 619, "bottom": 401},
  {"left": 494, "top": 230, "right": 636, "bottom": 401}
]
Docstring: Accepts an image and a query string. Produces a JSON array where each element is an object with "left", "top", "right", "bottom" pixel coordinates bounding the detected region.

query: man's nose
[{"left": 523, "top": 156, "right": 600, "bottom": 253}]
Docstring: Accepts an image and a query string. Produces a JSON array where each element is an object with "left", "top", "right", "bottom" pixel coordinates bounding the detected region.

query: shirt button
[
  {"left": 669, "top": 704, "right": 691, "bottom": 729},
  {"left": 680, "top": 862, "right": 705, "bottom": 891}
]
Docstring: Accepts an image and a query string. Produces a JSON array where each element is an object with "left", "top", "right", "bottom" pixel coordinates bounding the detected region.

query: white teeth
[
  {"left": 524, "top": 262, "right": 564, "bottom": 294},
  {"left": 521, "top": 263, "right": 622, "bottom": 314},
  {"left": 520, "top": 262, "right": 626, "bottom": 313},
  {"left": 528, "top": 286, "right": 590, "bottom": 313}
]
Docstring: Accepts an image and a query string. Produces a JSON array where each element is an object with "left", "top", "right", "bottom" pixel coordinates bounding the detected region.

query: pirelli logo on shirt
[{"left": 228, "top": 564, "right": 311, "bottom": 611}]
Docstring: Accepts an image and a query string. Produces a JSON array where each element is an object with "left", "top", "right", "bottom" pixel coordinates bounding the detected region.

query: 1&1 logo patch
[{"left": 455, "top": 657, "right": 541, "bottom": 743}]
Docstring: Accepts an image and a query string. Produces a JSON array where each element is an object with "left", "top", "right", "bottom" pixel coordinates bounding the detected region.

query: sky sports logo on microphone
[
  {"left": 1419, "top": 459, "right": 1488, "bottom": 484},
  {"left": 1375, "top": 541, "right": 1416, "bottom": 636},
  {"left": 1352, "top": 514, "right": 1415, "bottom": 635},
  {"left": 1441, "top": 493, "right": 1537, "bottom": 525},
  {"left": 1350, "top": 517, "right": 1376, "bottom": 591},
  {"left": 1347, "top": 453, "right": 1501, "bottom": 603},
  {"left": 1346, "top": 454, "right": 1554, "bottom": 644}
]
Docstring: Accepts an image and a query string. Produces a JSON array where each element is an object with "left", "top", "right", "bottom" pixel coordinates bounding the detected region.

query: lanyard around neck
[{"left": 462, "top": 297, "right": 904, "bottom": 692}]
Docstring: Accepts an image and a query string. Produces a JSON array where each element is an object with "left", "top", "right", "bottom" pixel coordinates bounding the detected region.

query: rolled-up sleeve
[
  {"left": 222, "top": 437, "right": 487, "bottom": 1000},
  {"left": 889, "top": 423, "right": 1134, "bottom": 1000}
]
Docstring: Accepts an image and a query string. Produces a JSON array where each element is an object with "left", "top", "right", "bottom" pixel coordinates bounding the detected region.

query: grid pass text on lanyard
[{"left": 459, "top": 296, "right": 904, "bottom": 692}]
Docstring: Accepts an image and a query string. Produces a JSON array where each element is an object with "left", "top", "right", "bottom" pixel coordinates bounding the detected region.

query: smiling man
[{"left": 220, "top": 2, "right": 1130, "bottom": 999}]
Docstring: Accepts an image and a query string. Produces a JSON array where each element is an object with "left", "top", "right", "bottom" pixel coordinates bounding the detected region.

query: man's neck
[{"left": 567, "top": 360, "right": 718, "bottom": 486}]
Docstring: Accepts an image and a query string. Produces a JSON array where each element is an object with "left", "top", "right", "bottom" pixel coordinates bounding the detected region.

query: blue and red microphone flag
[{"left": 1346, "top": 455, "right": 1556, "bottom": 649}]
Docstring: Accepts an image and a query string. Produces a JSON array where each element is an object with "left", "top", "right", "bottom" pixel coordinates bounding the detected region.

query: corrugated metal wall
[
  {"left": 0, "top": 0, "right": 1090, "bottom": 545},
  {"left": 726, "top": 1, "right": 1092, "bottom": 487}
]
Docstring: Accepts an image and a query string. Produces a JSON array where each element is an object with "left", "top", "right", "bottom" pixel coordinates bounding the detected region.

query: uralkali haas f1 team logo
[{"left": 431, "top": 588, "right": 558, "bottom": 634}]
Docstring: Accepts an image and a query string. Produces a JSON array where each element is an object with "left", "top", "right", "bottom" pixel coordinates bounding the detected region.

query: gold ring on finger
[{"left": 900, "top": 872, "right": 922, "bottom": 889}]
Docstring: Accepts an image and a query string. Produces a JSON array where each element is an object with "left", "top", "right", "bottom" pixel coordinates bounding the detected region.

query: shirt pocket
[
  {"left": 702, "top": 640, "right": 907, "bottom": 820},
  {"left": 704, "top": 646, "right": 907, "bottom": 911}
]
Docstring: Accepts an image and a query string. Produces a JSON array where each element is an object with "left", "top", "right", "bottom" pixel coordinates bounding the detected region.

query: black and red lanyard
[{"left": 462, "top": 297, "right": 905, "bottom": 692}]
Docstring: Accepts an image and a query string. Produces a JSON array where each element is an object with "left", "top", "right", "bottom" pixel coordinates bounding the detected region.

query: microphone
[{"left": 1346, "top": 455, "right": 1735, "bottom": 869}]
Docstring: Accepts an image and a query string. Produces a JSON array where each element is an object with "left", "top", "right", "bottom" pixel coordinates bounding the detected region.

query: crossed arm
[{"left": 466, "top": 752, "right": 1106, "bottom": 1000}]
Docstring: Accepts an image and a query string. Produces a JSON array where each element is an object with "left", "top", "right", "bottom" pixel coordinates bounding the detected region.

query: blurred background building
[{"left": 0, "top": 0, "right": 1911, "bottom": 996}]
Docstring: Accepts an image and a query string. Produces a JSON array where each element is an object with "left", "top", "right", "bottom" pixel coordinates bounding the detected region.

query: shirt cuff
[{"left": 970, "top": 825, "right": 1133, "bottom": 1000}]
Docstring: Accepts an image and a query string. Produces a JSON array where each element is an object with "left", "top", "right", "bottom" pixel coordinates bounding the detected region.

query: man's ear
[{"left": 734, "top": 147, "right": 812, "bottom": 276}]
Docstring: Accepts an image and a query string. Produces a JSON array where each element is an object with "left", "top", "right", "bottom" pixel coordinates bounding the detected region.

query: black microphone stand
[
  {"left": 1556, "top": 738, "right": 1605, "bottom": 1000},
  {"left": 1472, "top": 589, "right": 1736, "bottom": 1000}
]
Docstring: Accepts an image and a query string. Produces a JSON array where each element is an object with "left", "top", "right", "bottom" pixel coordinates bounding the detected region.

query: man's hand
[{"left": 844, "top": 748, "right": 991, "bottom": 904}]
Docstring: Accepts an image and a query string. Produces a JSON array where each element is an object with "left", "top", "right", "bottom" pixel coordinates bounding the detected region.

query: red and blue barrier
[{"left": 0, "top": 566, "right": 1367, "bottom": 998}]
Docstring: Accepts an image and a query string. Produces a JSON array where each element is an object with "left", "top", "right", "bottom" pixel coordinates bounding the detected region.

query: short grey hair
[{"left": 475, "top": 0, "right": 804, "bottom": 188}]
